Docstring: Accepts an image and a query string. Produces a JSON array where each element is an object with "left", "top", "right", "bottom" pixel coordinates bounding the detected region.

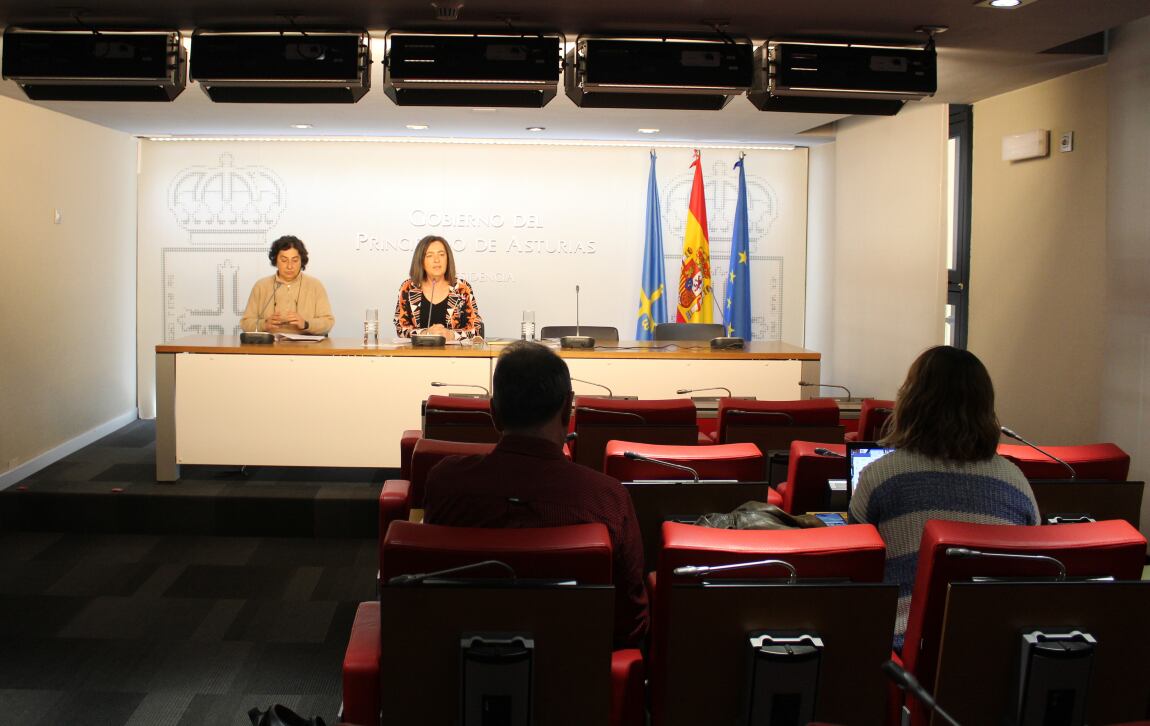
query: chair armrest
[
  {"left": 342, "top": 601, "right": 381, "bottom": 726},
  {"left": 399, "top": 430, "right": 422, "bottom": 481},
  {"left": 610, "top": 648, "right": 645, "bottom": 726}
]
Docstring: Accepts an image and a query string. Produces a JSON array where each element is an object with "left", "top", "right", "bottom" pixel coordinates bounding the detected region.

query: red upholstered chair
[
  {"left": 571, "top": 397, "right": 699, "bottom": 469},
  {"left": 649, "top": 522, "right": 887, "bottom": 726},
  {"left": 378, "top": 438, "right": 495, "bottom": 572},
  {"left": 397, "top": 395, "right": 498, "bottom": 480},
  {"left": 844, "top": 398, "right": 894, "bottom": 443},
  {"left": 603, "top": 440, "right": 766, "bottom": 482},
  {"left": 897, "top": 519, "right": 1148, "bottom": 726},
  {"left": 777, "top": 440, "right": 849, "bottom": 514},
  {"left": 997, "top": 442, "right": 1131, "bottom": 481},
  {"left": 714, "top": 399, "right": 844, "bottom": 483},
  {"left": 342, "top": 521, "right": 644, "bottom": 726}
]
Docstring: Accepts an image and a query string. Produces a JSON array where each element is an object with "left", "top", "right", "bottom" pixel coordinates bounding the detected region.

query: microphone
[
  {"left": 1000, "top": 426, "right": 1077, "bottom": 479},
  {"left": 676, "top": 387, "right": 733, "bottom": 398},
  {"left": 945, "top": 546, "right": 1067, "bottom": 581},
  {"left": 799, "top": 381, "right": 853, "bottom": 401},
  {"left": 673, "top": 558, "right": 797, "bottom": 584},
  {"left": 431, "top": 381, "right": 491, "bottom": 397},
  {"left": 388, "top": 559, "right": 517, "bottom": 586},
  {"left": 564, "top": 432, "right": 578, "bottom": 442},
  {"left": 623, "top": 451, "right": 700, "bottom": 483},
  {"left": 571, "top": 377, "right": 613, "bottom": 396},
  {"left": 560, "top": 285, "right": 595, "bottom": 349},
  {"left": 728, "top": 408, "right": 795, "bottom": 425},
  {"left": 881, "top": 660, "right": 962, "bottom": 726},
  {"left": 814, "top": 447, "right": 844, "bottom": 458},
  {"left": 575, "top": 406, "right": 646, "bottom": 422}
]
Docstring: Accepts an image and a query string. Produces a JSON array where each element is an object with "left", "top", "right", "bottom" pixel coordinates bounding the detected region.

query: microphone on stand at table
[
  {"left": 944, "top": 546, "right": 1068, "bottom": 581},
  {"left": 673, "top": 558, "right": 797, "bottom": 583},
  {"left": 676, "top": 386, "right": 733, "bottom": 398},
  {"left": 623, "top": 451, "right": 700, "bottom": 483},
  {"left": 798, "top": 381, "right": 853, "bottom": 401},
  {"left": 560, "top": 285, "right": 595, "bottom": 349},
  {"left": 571, "top": 377, "right": 613, "bottom": 397},
  {"left": 431, "top": 381, "right": 491, "bottom": 397},
  {"left": 388, "top": 559, "right": 517, "bottom": 586},
  {"left": 881, "top": 660, "right": 962, "bottom": 726},
  {"left": 1000, "top": 426, "right": 1078, "bottom": 479}
]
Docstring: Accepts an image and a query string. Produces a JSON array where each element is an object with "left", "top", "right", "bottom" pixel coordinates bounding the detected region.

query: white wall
[
  {"left": 826, "top": 103, "right": 949, "bottom": 398},
  {"left": 135, "top": 141, "right": 810, "bottom": 415},
  {"left": 969, "top": 66, "right": 1108, "bottom": 444},
  {"left": 805, "top": 143, "right": 836, "bottom": 366},
  {"left": 1102, "top": 16, "right": 1150, "bottom": 536},
  {"left": 0, "top": 95, "right": 138, "bottom": 480}
]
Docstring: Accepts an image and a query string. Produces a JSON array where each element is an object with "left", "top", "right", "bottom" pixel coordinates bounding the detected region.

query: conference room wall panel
[
  {"left": 1102, "top": 16, "right": 1150, "bottom": 538},
  {"left": 134, "top": 141, "right": 809, "bottom": 416},
  {"left": 0, "top": 95, "right": 138, "bottom": 485},
  {"left": 969, "top": 65, "right": 1108, "bottom": 446},
  {"left": 826, "top": 103, "right": 949, "bottom": 400}
]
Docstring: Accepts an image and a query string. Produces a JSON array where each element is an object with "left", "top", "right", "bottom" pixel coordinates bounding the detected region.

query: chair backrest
[
  {"left": 781, "top": 440, "right": 849, "bottom": 514},
  {"left": 539, "top": 325, "right": 620, "bottom": 342},
  {"left": 422, "top": 394, "right": 500, "bottom": 446},
  {"left": 572, "top": 397, "right": 698, "bottom": 469},
  {"left": 409, "top": 437, "right": 496, "bottom": 507},
  {"left": 902, "top": 519, "right": 1148, "bottom": 699},
  {"left": 653, "top": 322, "right": 725, "bottom": 341},
  {"left": 718, "top": 398, "right": 841, "bottom": 438},
  {"left": 604, "top": 440, "right": 764, "bottom": 481},
  {"left": 650, "top": 522, "right": 886, "bottom": 726},
  {"left": 381, "top": 520, "right": 614, "bottom": 584},
  {"left": 997, "top": 442, "right": 1131, "bottom": 481},
  {"left": 854, "top": 398, "right": 894, "bottom": 441}
]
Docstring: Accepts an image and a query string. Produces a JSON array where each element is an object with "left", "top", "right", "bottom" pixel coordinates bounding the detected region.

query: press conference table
[{"left": 154, "top": 335, "right": 821, "bottom": 481}]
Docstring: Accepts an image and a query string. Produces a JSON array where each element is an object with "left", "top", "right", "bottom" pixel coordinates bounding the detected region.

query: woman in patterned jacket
[{"left": 393, "top": 235, "right": 483, "bottom": 341}]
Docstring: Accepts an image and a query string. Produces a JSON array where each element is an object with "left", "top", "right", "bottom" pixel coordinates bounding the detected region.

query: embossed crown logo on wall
[{"left": 168, "top": 153, "right": 286, "bottom": 240}]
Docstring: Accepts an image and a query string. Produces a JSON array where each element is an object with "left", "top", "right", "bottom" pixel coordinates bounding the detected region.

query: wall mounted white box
[{"left": 1002, "top": 129, "right": 1050, "bottom": 161}]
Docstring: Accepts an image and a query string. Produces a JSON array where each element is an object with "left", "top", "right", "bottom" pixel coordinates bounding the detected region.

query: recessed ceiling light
[
  {"left": 526, "top": 126, "right": 546, "bottom": 132},
  {"left": 471, "top": 107, "right": 497, "bottom": 112},
  {"left": 638, "top": 128, "right": 660, "bottom": 134},
  {"left": 290, "top": 124, "right": 313, "bottom": 129},
  {"left": 406, "top": 124, "right": 430, "bottom": 130},
  {"left": 975, "top": 0, "right": 1035, "bottom": 8}
]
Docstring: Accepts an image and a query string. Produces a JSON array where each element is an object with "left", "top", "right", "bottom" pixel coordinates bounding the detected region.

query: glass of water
[{"left": 364, "top": 308, "right": 380, "bottom": 346}]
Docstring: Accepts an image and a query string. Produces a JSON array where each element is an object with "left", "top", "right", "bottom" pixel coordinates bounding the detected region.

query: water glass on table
[{"left": 364, "top": 308, "right": 380, "bottom": 346}]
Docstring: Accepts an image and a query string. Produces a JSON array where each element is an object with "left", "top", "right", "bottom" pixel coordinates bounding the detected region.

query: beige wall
[
  {"left": 827, "top": 103, "right": 949, "bottom": 399},
  {"left": 0, "top": 95, "right": 137, "bottom": 480},
  {"left": 969, "top": 66, "right": 1108, "bottom": 443},
  {"left": 804, "top": 142, "right": 836, "bottom": 364},
  {"left": 1102, "top": 16, "right": 1150, "bottom": 535}
]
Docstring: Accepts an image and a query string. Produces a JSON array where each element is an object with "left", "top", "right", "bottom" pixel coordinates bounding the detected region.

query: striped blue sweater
[{"left": 847, "top": 449, "right": 1039, "bottom": 650}]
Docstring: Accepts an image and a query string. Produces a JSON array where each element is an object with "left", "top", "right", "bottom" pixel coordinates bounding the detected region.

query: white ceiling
[{"left": 0, "top": 0, "right": 1146, "bottom": 144}]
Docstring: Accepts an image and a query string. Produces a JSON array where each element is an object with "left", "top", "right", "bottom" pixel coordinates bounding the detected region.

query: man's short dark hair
[{"left": 491, "top": 342, "right": 571, "bottom": 430}]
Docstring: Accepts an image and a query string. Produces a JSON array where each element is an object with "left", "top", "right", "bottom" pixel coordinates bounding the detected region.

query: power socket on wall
[{"left": 1059, "top": 131, "right": 1075, "bottom": 152}]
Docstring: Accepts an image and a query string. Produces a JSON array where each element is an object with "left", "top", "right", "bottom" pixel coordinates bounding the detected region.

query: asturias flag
[
  {"left": 724, "top": 155, "right": 752, "bottom": 339},
  {"left": 676, "top": 150, "right": 713, "bottom": 323},
  {"left": 636, "top": 151, "right": 668, "bottom": 340}
]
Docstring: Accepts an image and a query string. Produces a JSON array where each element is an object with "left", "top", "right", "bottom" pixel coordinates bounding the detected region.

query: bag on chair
[{"left": 694, "top": 500, "right": 828, "bottom": 530}]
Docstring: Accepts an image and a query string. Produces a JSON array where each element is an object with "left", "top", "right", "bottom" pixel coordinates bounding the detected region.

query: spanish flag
[{"left": 676, "top": 150, "right": 713, "bottom": 323}]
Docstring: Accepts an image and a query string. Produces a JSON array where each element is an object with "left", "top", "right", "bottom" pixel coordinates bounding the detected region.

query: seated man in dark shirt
[{"left": 423, "top": 341, "right": 649, "bottom": 648}]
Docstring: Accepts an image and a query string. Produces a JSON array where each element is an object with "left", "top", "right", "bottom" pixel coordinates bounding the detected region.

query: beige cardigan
[{"left": 240, "top": 274, "right": 335, "bottom": 335}]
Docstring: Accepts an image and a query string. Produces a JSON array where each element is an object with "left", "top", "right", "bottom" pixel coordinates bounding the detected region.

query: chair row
[{"left": 343, "top": 517, "right": 1149, "bottom": 726}]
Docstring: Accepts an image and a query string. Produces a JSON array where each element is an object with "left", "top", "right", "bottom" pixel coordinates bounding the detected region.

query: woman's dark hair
[
  {"left": 491, "top": 342, "right": 571, "bottom": 430},
  {"left": 408, "top": 235, "right": 457, "bottom": 285},
  {"left": 268, "top": 235, "right": 308, "bottom": 269},
  {"left": 882, "top": 345, "right": 1000, "bottom": 461}
]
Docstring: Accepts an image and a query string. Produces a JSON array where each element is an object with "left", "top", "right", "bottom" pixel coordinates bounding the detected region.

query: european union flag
[
  {"left": 636, "top": 151, "right": 669, "bottom": 339},
  {"left": 724, "top": 156, "right": 752, "bottom": 339}
]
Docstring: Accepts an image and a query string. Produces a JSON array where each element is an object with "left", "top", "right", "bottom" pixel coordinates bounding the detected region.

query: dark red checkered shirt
[{"left": 424, "top": 434, "right": 650, "bottom": 648}]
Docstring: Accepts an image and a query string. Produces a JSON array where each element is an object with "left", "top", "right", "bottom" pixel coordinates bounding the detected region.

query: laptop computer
[{"left": 846, "top": 441, "right": 896, "bottom": 497}]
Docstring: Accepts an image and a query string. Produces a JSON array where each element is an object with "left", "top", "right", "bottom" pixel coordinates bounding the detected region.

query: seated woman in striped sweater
[{"left": 848, "top": 345, "right": 1039, "bottom": 651}]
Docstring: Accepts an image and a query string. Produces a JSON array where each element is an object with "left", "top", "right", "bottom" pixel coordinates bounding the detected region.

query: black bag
[
  {"left": 694, "top": 500, "right": 828, "bottom": 530},
  {"left": 248, "top": 704, "right": 326, "bottom": 726}
]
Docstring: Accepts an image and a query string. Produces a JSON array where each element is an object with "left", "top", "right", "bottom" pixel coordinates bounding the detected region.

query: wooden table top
[{"left": 156, "top": 335, "right": 821, "bottom": 361}]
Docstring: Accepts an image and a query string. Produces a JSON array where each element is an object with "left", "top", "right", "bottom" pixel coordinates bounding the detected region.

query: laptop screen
[{"left": 847, "top": 443, "right": 895, "bottom": 495}]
